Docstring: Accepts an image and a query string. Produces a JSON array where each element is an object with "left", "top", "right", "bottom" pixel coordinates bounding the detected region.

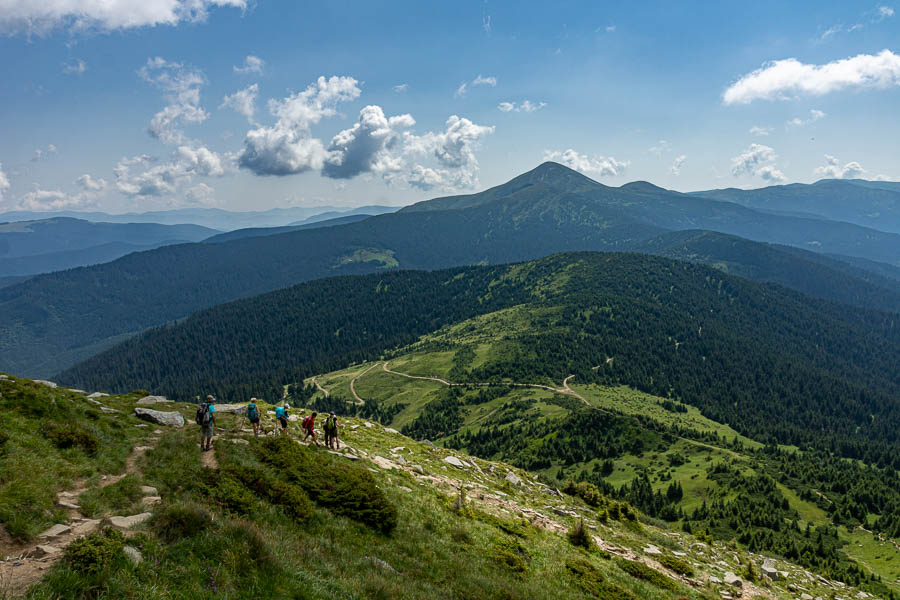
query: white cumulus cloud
[
  {"left": 749, "top": 125, "right": 773, "bottom": 136},
  {"left": 75, "top": 174, "right": 107, "bottom": 191},
  {"left": 115, "top": 144, "right": 227, "bottom": 197},
  {"left": 62, "top": 59, "right": 86, "bottom": 75},
  {"left": 786, "top": 109, "right": 826, "bottom": 128},
  {"left": 497, "top": 100, "right": 546, "bottom": 113},
  {"left": 543, "top": 149, "right": 629, "bottom": 177},
  {"left": 730, "top": 143, "right": 786, "bottom": 182},
  {"left": 0, "top": 0, "right": 247, "bottom": 35},
  {"left": 139, "top": 57, "right": 209, "bottom": 144},
  {"left": 322, "top": 105, "right": 415, "bottom": 180},
  {"left": 813, "top": 155, "right": 867, "bottom": 179},
  {"left": 455, "top": 74, "right": 497, "bottom": 98},
  {"left": 234, "top": 55, "right": 264, "bottom": 75},
  {"left": 221, "top": 83, "right": 259, "bottom": 124},
  {"left": 0, "top": 163, "right": 9, "bottom": 202},
  {"left": 669, "top": 155, "right": 687, "bottom": 176},
  {"left": 723, "top": 49, "right": 900, "bottom": 104},
  {"left": 238, "top": 75, "right": 361, "bottom": 176}
]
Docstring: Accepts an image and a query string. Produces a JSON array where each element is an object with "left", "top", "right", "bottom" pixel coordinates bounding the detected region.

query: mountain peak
[
  {"left": 619, "top": 181, "right": 669, "bottom": 194},
  {"left": 516, "top": 161, "right": 601, "bottom": 188}
]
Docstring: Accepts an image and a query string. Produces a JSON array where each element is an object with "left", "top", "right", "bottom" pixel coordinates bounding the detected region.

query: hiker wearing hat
[
  {"left": 196, "top": 395, "right": 217, "bottom": 451},
  {"left": 246, "top": 397, "right": 261, "bottom": 437},
  {"left": 323, "top": 412, "right": 340, "bottom": 450}
]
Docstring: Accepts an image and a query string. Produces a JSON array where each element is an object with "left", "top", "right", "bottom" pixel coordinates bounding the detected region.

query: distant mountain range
[
  {"left": 0, "top": 204, "right": 398, "bottom": 232},
  {"left": 2, "top": 162, "right": 899, "bottom": 378},
  {"left": 0, "top": 218, "right": 218, "bottom": 277},
  {"left": 692, "top": 178, "right": 900, "bottom": 234}
]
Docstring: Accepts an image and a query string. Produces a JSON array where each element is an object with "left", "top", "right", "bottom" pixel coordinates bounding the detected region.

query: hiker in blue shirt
[
  {"left": 197, "top": 395, "right": 216, "bottom": 451},
  {"left": 247, "top": 397, "right": 261, "bottom": 437},
  {"left": 274, "top": 402, "right": 290, "bottom": 435}
]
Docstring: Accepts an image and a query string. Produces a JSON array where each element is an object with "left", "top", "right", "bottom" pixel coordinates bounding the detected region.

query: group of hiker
[{"left": 196, "top": 395, "right": 341, "bottom": 451}]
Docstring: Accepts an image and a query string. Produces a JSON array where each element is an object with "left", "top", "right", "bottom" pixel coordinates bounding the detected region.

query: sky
[{"left": 0, "top": 0, "right": 898, "bottom": 213}]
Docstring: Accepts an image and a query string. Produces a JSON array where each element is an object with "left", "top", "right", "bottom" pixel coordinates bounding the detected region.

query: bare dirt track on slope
[
  {"left": 379, "top": 361, "right": 590, "bottom": 406},
  {"left": 349, "top": 363, "right": 381, "bottom": 405}
]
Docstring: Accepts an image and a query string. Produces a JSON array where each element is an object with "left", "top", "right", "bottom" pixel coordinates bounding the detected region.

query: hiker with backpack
[
  {"left": 247, "top": 397, "right": 261, "bottom": 437},
  {"left": 302, "top": 412, "right": 319, "bottom": 446},
  {"left": 197, "top": 395, "right": 216, "bottom": 451},
  {"left": 274, "top": 402, "right": 290, "bottom": 435},
  {"left": 323, "top": 412, "right": 339, "bottom": 450}
]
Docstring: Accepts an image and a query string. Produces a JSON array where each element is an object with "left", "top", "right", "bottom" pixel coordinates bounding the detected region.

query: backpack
[
  {"left": 247, "top": 403, "right": 258, "bottom": 420},
  {"left": 325, "top": 416, "right": 337, "bottom": 433},
  {"left": 302, "top": 416, "right": 312, "bottom": 429},
  {"left": 196, "top": 403, "right": 211, "bottom": 426}
]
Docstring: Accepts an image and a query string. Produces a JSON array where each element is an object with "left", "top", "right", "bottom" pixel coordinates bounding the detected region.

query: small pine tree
[{"left": 568, "top": 519, "right": 594, "bottom": 550}]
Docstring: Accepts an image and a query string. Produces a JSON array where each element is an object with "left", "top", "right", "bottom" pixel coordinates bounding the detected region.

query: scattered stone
[
  {"left": 34, "top": 380, "right": 57, "bottom": 388},
  {"left": 443, "top": 456, "right": 466, "bottom": 469},
  {"left": 423, "top": 439, "right": 435, "bottom": 447},
  {"left": 38, "top": 524, "right": 71, "bottom": 539},
  {"left": 86, "top": 398, "right": 103, "bottom": 405},
  {"left": 58, "top": 491, "right": 76, "bottom": 499},
  {"left": 140, "top": 486, "right": 159, "bottom": 496},
  {"left": 136, "top": 395, "right": 170, "bottom": 405},
  {"left": 29, "top": 545, "right": 61, "bottom": 559},
  {"left": 99, "top": 406, "right": 120, "bottom": 414},
  {"left": 643, "top": 545, "right": 663, "bottom": 556},
  {"left": 398, "top": 486, "right": 413, "bottom": 492},
  {"left": 762, "top": 559, "right": 780, "bottom": 580},
  {"left": 365, "top": 556, "right": 397, "bottom": 573},
  {"left": 800, "top": 594, "right": 814, "bottom": 600},
  {"left": 141, "top": 496, "right": 162, "bottom": 506},
  {"left": 134, "top": 424, "right": 149, "bottom": 428},
  {"left": 410, "top": 464, "right": 425, "bottom": 475},
  {"left": 133, "top": 407, "right": 185, "bottom": 427},
  {"left": 109, "top": 513, "right": 153, "bottom": 529},
  {"left": 123, "top": 546, "right": 143, "bottom": 564},
  {"left": 70, "top": 520, "right": 101, "bottom": 536},
  {"left": 226, "top": 438, "right": 250, "bottom": 445},
  {"left": 350, "top": 425, "right": 359, "bottom": 430},
  {"left": 709, "top": 576, "right": 722, "bottom": 584},
  {"left": 384, "top": 427, "right": 399, "bottom": 434},
  {"left": 0, "top": 374, "right": 8, "bottom": 380},
  {"left": 68, "top": 389, "right": 87, "bottom": 394},
  {"left": 391, "top": 446, "right": 406, "bottom": 453},
  {"left": 723, "top": 572, "right": 743, "bottom": 588},
  {"left": 371, "top": 456, "right": 399, "bottom": 470},
  {"left": 87, "top": 392, "right": 109, "bottom": 399},
  {"left": 58, "top": 500, "right": 80, "bottom": 510},
  {"left": 364, "top": 421, "right": 374, "bottom": 428},
  {"left": 504, "top": 471, "right": 523, "bottom": 486},
  {"left": 672, "top": 551, "right": 687, "bottom": 557}
]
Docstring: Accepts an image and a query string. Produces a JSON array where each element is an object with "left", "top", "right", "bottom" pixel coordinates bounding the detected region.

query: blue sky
[{"left": 0, "top": 0, "right": 898, "bottom": 213}]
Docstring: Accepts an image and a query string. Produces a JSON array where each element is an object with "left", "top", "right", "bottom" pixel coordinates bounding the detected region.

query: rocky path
[{"left": 0, "top": 435, "right": 162, "bottom": 597}]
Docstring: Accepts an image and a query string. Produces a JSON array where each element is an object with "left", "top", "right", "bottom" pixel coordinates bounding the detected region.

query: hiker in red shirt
[{"left": 302, "top": 412, "right": 319, "bottom": 446}]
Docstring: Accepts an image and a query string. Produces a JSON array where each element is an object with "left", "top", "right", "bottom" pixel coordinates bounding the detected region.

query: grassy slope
[
  {"left": 303, "top": 305, "right": 900, "bottom": 595},
  {"left": 2, "top": 372, "right": 882, "bottom": 599}
]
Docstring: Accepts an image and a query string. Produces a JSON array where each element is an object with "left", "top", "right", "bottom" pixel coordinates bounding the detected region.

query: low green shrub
[
  {"left": 199, "top": 470, "right": 256, "bottom": 516},
  {"left": 63, "top": 528, "right": 126, "bottom": 573},
  {"left": 567, "top": 519, "right": 593, "bottom": 550},
  {"left": 658, "top": 553, "right": 694, "bottom": 576},
  {"left": 566, "top": 558, "right": 638, "bottom": 600},
  {"left": 43, "top": 423, "right": 99, "bottom": 456},
  {"left": 151, "top": 502, "right": 213, "bottom": 542},
  {"left": 615, "top": 558, "right": 678, "bottom": 591},
  {"left": 256, "top": 436, "right": 397, "bottom": 533},
  {"left": 225, "top": 464, "right": 315, "bottom": 522},
  {"left": 491, "top": 539, "right": 529, "bottom": 573}
]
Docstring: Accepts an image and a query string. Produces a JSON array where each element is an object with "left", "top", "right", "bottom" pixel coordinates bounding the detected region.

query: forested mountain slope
[
  {"left": 5, "top": 162, "right": 900, "bottom": 378},
  {"left": 60, "top": 252, "right": 900, "bottom": 465},
  {"left": 631, "top": 230, "right": 900, "bottom": 313}
]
